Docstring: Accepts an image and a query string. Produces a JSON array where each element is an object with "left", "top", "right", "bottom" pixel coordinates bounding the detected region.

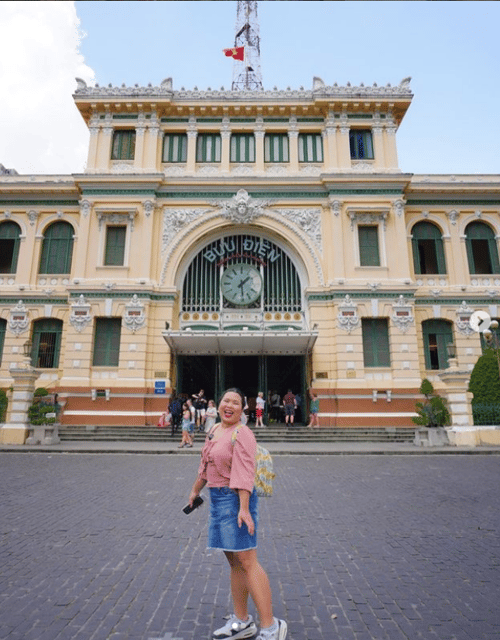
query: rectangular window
[
  {"left": 111, "top": 130, "right": 136, "bottom": 160},
  {"left": 298, "top": 134, "right": 323, "bottom": 162},
  {"left": 230, "top": 134, "right": 255, "bottom": 163},
  {"left": 358, "top": 225, "right": 380, "bottom": 266},
  {"left": 264, "top": 134, "right": 289, "bottom": 162},
  {"left": 93, "top": 318, "right": 121, "bottom": 367},
  {"left": 104, "top": 226, "right": 126, "bottom": 266},
  {"left": 162, "top": 134, "right": 187, "bottom": 162},
  {"left": 350, "top": 130, "right": 374, "bottom": 159},
  {"left": 196, "top": 134, "right": 221, "bottom": 162},
  {"left": 362, "top": 319, "right": 391, "bottom": 367}
]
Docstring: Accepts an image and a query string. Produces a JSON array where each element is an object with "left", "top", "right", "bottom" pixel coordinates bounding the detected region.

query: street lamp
[
  {"left": 446, "top": 342, "right": 458, "bottom": 369},
  {"left": 22, "top": 339, "right": 33, "bottom": 366}
]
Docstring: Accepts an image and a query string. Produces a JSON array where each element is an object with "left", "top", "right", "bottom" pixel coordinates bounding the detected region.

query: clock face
[{"left": 221, "top": 263, "right": 262, "bottom": 306}]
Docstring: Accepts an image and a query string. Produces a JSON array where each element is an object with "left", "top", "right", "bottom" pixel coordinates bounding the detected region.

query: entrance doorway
[{"left": 175, "top": 354, "right": 306, "bottom": 423}]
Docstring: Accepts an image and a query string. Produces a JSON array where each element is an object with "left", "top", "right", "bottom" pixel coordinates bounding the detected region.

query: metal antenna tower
[{"left": 232, "top": 1, "right": 263, "bottom": 91}]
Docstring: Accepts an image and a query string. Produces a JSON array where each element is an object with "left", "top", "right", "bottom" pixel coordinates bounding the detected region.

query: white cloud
[{"left": 0, "top": 1, "right": 95, "bottom": 175}]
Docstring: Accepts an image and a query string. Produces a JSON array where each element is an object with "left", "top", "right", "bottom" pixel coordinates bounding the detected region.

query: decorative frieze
[
  {"left": 455, "top": 301, "right": 475, "bottom": 336},
  {"left": 123, "top": 295, "right": 146, "bottom": 332}
]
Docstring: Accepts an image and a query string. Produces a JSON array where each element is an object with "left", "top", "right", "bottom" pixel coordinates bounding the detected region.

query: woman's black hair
[{"left": 219, "top": 387, "right": 245, "bottom": 408}]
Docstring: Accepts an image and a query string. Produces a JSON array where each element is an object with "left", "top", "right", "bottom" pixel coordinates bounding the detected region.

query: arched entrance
[{"left": 164, "top": 232, "right": 317, "bottom": 422}]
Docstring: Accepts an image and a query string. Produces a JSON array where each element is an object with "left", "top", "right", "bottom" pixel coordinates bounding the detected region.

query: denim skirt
[{"left": 208, "top": 487, "right": 258, "bottom": 552}]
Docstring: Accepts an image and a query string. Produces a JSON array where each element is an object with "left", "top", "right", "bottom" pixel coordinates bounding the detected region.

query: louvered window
[{"left": 362, "top": 319, "right": 390, "bottom": 367}]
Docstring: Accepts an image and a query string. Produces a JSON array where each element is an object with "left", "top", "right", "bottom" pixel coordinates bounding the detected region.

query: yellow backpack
[{"left": 231, "top": 427, "right": 275, "bottom": 497}]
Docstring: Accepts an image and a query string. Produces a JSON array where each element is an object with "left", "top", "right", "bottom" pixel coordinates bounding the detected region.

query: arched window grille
[{"left": 182, "top": 234, "right": 303, "bottom": 314}]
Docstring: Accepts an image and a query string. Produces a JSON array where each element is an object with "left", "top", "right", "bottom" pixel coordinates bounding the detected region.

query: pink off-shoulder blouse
[{"left": 198, "top": 423, "right": 256, "bottom": 493}]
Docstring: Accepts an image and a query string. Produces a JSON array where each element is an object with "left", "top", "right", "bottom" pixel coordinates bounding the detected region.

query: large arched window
[
  {"left": 411, "top": 221, "right": 446, "bottom": 275},
  {"left": 39, "top": 222, "right": 74, "bottom": 274},
  {"left": 31, "top": 319, "right": 63, "bottom": 369},
  {"left": 422, "top": 319, "right": 454, "bottom": 370},
  {"left": 465, "top": 222, "right": 500, "bottom": 275},
  {"left": 182, "top": 234, "right": 302, "bottom": 314},
  {"left": 0, "top": 221, "right": 21, "bottom": 274}
]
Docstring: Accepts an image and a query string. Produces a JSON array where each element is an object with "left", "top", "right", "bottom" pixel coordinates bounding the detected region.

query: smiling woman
[{"left": 187, "top": 387, "right": 287, "bottom": 640}]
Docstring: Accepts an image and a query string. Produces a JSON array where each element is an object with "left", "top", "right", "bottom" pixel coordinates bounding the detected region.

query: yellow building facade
[{"left": 1, "top": 76, "right": 499, "bottom": 432}]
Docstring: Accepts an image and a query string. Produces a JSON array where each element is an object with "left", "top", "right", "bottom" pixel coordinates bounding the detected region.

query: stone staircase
[{"left": 58, "top": 424, "right": 416, "bottom": 443}]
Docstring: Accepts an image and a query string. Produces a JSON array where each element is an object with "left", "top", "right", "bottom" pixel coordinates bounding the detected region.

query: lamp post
[{"left": 446, "top": 342, "right": 458, "bottom": 369}]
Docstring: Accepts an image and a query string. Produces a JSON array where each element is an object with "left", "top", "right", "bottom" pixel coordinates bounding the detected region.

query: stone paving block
[{"left": 0, "top": 453, "right": 499, "bottom": 640}]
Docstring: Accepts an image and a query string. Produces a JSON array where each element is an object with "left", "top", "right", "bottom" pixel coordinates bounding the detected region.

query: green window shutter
[
  {"left": 298, "top": 134, "right": 323, "bottom": 162},
  {"left": 264, "top": 134, "right": 289, "bottom": 162},
  {"left": 0, "top": 221, "right": 21, "bottom": 274},
  {"left": 358, "top": 225, "right": 380, "bottom": 266},
  {"left": 104, "top": 226, "right": 126, "bottom": 266},
  {"left": 93, "top": 318, "right": 121, "bottom": 367},
  {"left": 423, "top": 320, "right": 453, "bottom": 370},
  {"left": 0, "top": 318, "right": 6, "bottom": 366},
  {"left": 111, "top": 130, "right": 136, "bottom": 160},
  {"left": 162, "top": 134, "right": 187, "bottom": 162},
  {"left": 39, "top": 222, "right": 74, "bottom": 274},
  {"left": 230, "top": 134, "right": 255, "bottom": 163},
  {"left": 350, "top": 130, "right": 374, "bottom": 159},
  {"left": 32, "top": 319, "right": 63, "bottom": 369},
  {"left": 196, "top": 134, "right": 221, "bottom": 162},
  {"left": 411, "top": 222, "right": 447, "bottom": 275},
  {"left": 465, "top": 222, "right": 499, "bottom": 274},
  {"left": 362, "top": 319, "right": 391, "bottom": 367}
]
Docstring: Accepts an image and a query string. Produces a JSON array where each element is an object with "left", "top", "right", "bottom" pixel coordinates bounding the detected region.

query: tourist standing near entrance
[
  {"left": 178, "top": 403, "right": 194, "bottom": 448},
  {"left": 282, "top": 390, "right": 296, "bottom": 426},
  {"left": 255, "top": 391, "right": 266, "bottom": 428},
  {"left": 270, "top": 391, "right": 280, "bottom": 423},
  {"left": 187, "top": 388, "right": 287, "bottom": 640},
  {"left": 192, "top": 389, "right": 207, "bottom": 431},
  {"left": 307, "top": 391, "right": 319, "bottom": 429}
]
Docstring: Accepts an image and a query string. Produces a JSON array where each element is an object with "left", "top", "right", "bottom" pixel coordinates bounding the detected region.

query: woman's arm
[
  {"left": 189, "top": 476, "right": 207, "bottom": 506},
  {"left": 237, "top": 489, "right": 254, "bottom": 535}
]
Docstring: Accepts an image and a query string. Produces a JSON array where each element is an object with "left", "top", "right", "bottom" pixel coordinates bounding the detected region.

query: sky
[{"left": 0, "top": 1, "right": 499, "bottom": 176}]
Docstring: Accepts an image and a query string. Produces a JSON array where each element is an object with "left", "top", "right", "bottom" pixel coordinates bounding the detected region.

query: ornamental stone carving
[
  {"left": 162, "top": 208, "right": 210, "bottom": 252},
  {"left": 455, "top": 301, "right": 475, "bottom": 336},
  {"left": 123, "top": 295, "right": 146, "bottom": 333},
  {"left": 8, "top": 300, "right": 29, "bottom": 335},
  {"left": 349, "top": 211, "right": 388, "bottom": 231},
  {"left": 391, "top": 295, "right": 415, "bottom": 334},
  {"left": 214, "top": 189, "right": 269, "bottom": 224},
  {"left": 337, "top": 295, "right": 360, "bottom": 333},
  {"left": 69, "top": 295, "right": 92, "bottom": 333},
  {"left": 275, "top": 208, "right": 322, "bottom": 251}
]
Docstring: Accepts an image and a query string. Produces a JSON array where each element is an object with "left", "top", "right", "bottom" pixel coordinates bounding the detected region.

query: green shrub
[
  {"left": 468, "top": 349, "right": 500, "bottom": 425},
  {"left": 412, "top": 378, "right": 450, "bottom": 427},
  {"left": 28, "top": 388, "right": 56, "bottom": 425}
]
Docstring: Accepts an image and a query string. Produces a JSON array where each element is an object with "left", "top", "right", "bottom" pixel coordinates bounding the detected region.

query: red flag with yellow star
[{"left": 223, "top": 47, "right": 245, "bottom": 62}]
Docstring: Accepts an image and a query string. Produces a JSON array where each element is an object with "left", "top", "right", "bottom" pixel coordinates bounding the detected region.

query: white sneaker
[
  {"left": 256, "top": 618, "right": 287, "bottom": 640},
  {"left": 213, "top": 614, "right": 258, "bottom": 640}
]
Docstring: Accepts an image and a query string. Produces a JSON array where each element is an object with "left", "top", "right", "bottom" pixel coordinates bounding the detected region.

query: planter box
[{"left": 414, "top": 426, "right": 449, "bottom": 447}]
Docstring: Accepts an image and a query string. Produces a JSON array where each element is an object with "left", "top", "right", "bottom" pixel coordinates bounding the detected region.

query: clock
[{"left": 221, "top": 263, "right": 262, "bottom": 306}]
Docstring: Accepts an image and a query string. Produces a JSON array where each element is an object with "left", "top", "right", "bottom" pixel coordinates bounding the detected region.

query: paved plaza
[{"left": 0, "top": 452, "right": 499, "bottom": 640}]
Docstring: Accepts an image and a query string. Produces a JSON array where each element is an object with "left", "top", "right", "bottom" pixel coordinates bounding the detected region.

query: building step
[{"left": 58, "top": 425, "right": 416, "bottom": 443}]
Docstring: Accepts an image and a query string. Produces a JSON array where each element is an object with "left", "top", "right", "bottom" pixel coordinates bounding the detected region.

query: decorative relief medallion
[
  {"left": 123, "top": 295, "right": 146, "bottom": 332},
  {"left": 214, "top": 189, "right": 269, "bottom": 224},
  {"left": 337, "top": 295, "right": 360, "bottom": 333},
  {"left": 69, "top": 295, "right": 92, "bottom": 333},
  {"left": 8, "top": 300, "right": 29, "bottom": 335},
  {"left": 275, "top": 208, "right": 322, "bottom": 251},
  {"left": 162, "top": 208, "right": 210, "bottom": 252},
  {"left": 391, "top": 295, "right": 414, "bottom": 334},
  {"left": 455, "top": 301, "right": 474, "bottom": 336}
]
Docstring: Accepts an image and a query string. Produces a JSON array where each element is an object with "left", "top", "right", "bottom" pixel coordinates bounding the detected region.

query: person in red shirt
[
  {"left": 282, "top": 389, "right": 296, "bottom": 427},
  {"left": 188, "top": 388, "right": 287, "bottom": 640}
]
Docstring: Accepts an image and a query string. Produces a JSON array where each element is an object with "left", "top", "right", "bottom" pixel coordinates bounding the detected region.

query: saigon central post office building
[{"left": 1, "top": 76, "right": 499, "bottom": 432}]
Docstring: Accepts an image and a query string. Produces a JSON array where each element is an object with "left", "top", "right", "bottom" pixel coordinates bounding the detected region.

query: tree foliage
[{"left": 412, "top": 378, "right": 450, "bottom": 428}]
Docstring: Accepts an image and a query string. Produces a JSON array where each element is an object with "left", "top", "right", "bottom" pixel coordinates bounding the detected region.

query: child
[{"left": 255, "top": 391, "right": 266, "bottom": 428}]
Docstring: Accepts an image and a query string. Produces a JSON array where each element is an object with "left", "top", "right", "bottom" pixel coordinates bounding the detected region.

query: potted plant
[
  {"left": 413, "top": 378, "right": 451, "bottom": 446},
  {"left": 28, "top": 388, "right": 57, "bottom": 426}
]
